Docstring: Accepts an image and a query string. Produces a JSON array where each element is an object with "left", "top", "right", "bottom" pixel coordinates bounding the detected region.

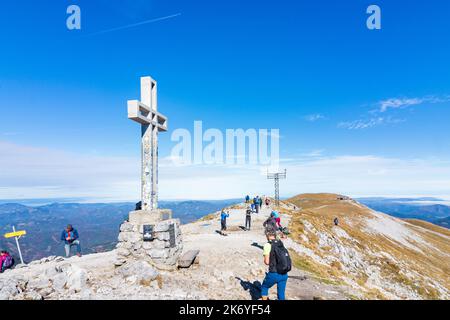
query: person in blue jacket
[
  {"left": 61, "top": 224, "right": 82, "bottom": 258},
  {"left": 220, "top": 210, "right": 230, "bottom": 232}
]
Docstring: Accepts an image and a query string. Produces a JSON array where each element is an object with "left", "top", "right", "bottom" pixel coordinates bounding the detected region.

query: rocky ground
[{"left": 0, "top": 203, "right": 354, "bottom": 300}]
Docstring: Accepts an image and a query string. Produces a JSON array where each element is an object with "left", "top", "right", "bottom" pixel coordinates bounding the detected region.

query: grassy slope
[{"left": 282, "top": 193, "right": 450, "bottom": 300}]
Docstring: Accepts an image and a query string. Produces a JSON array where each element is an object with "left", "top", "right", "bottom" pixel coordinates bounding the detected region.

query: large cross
[{"left": 128, "top": 76, "right": 168, "bottom": 211}]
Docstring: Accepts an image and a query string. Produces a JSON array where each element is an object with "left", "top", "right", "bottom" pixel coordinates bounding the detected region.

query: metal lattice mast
[{"left": 267, "top": 169, "right": 287, "bottom": 207}]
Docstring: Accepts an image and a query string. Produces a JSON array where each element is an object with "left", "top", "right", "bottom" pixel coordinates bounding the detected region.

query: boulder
[
  {"left": 143, "top": 239, "right": 166, "bottom": 250},
  {"left": 0, "top": 278, "right": 20, "bottom": 300},
  {"left": 120, "top": 222, "right": 134, "bottom": 232},
  {"left": 117, "top": 247, "right": 131, "bottom": 257},
  {"left": 156, "top": 232, "right": 170, "bottom": 241},
  {"left": 65, "top": 264, "right": 88, "bottom": 293},
  {"left": 118, "top": 232, "right": 141, "bottom": 243},
  {"left": 147, "top": 248, "right": 169, "bottom": 259},
  {"left": 27, "top": 277, "right": 51, "bottom": 291},
  {"left": 117, "top": 260, "right": 159, "bottom": 285},
  {"left": 154, "top": 220, "right": 172, "bottom": 232},
  {"left": 113, "top": 258, "right": 126, "bottom": 267},
  {"left": 51, "top": 273, "right": 68, "bottom": 291},
  {"left": 44, "top": 266, "right": 59, "bottom": 278},
  {"left": 23, "top": 291, "right": 43, "bottom": 300}
]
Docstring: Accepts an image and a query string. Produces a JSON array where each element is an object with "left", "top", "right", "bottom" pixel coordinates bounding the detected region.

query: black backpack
[{"left": 271, "top": 240, "right": 292, "bottom": 274}]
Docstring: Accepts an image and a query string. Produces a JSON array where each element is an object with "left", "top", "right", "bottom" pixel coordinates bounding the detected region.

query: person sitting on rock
[
  {"left": 61, "top": 224, "right": 82, "bottom": 258},
  {"left": 261, "top": 230, "right": 291, "bottom": 300},
  {"left": 245, "top": 195, "right": 250, "bottom": 203},
  {"left": 0, "top": 251, "right": 14, "bottom": 273}
]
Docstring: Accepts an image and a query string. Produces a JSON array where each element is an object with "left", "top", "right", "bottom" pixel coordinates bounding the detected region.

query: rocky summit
[{"left": 0, "top": 194, "right": 448, "bottom": 300}]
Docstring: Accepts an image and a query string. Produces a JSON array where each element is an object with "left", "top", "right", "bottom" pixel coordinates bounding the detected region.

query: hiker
[
  {"left": 254, "top": 196, "right": 260, "bottom": 214},
  {"left": 0, "top": 251, "right": 14, "bottom": 273},
  {"left": 245, "top": 195, "right": 250, "bottom": 203},
  {"left": 334, "top": 217, "right": 339, "bottom": 226},
  {"left": 263, "top": 212, "right": 278, "bottom": 234},
  {"left": 250, "top": 199, "right": 255, "bottom": 212},
  {"left": 245, "top": 206, "right": 252, "bottom": 231},
  {"left": 220, "top": 210, "right": 230, "bottom": 232},
  {"left": 272, "top": 210, "right": 282, "bottom": 230},
  {"left": 135, "top": 201, "right": 142, "bottom": 211},
  {"left": 258, "top": 196, "right": 263, "bottom": 210},
  {"left": 261, "top": 230, "right": 292, "bottom": 300},
  {"left": 61, "top": 224, "right": 82, "bottom": 258},
  {"left": 265, "top": 197, "right": 270, "bottom": 207}
]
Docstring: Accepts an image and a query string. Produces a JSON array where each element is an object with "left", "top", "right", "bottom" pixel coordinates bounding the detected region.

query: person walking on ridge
[
  {"left": 261, "top": 230, "right": 291, "bottom": 300},
  {"left": 245, "top": 206, "right": 252, "bottom": 231}
]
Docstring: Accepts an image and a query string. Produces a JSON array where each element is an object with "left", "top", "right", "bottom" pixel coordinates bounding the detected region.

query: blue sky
[{"left": 0, "top": 0, "right": 449, "bottom": 201}]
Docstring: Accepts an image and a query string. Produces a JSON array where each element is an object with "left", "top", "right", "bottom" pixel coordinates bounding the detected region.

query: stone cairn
[{"left": 115, "top": 209, "right": 183, "bottom": 270}]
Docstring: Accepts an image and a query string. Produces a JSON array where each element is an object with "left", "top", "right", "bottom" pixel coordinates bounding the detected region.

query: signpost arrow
[{"left": 4, "top": 230, "right": 26, "bottom": 238}]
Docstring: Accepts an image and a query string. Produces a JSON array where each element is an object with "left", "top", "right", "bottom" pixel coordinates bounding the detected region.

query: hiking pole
[{"left": 12, "top": 226, "right": 24, "bottom": 264}]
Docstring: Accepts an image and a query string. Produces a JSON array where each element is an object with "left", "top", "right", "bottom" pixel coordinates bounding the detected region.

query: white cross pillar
[{"left": 128, "top": 76, "right": 167, "bottom": 212}]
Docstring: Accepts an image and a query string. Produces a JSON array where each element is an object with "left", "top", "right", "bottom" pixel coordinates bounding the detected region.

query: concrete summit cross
[
  {"left": 115, "top": 76, "right": 183, "bottom": 270},
  {"left": 127, "top": 76, "right": 167, "bottom": 211}
]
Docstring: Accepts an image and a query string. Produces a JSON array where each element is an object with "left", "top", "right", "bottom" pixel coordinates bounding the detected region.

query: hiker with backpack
[
  {"left": 272, "top": 210, "right": 282, "bottom": 230},
  {"left": 263, "top": 212, "right": 278, "bottom": 234},
  {"left": 245, "top": 206, "right": 252, "bottom": 231},
  {"left": 245, "top": 195, "right": 250, "bottom": 203},
  {"left": 0, "top": 251, "right": 14, "bottom": 273},
  {"left": 261, "top": 230, "right": 291, "bottom": 300},
  {"left": 61, "top": 224, "right": 82, "bottom": 258}
]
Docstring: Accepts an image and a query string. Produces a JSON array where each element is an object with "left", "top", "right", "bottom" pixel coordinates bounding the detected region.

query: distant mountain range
[
  {"left": 357, "top": 197, "right": 450, "bottom": 228},
  {"left": 0, "top": 196, "right": 448, "bottom": 264},
  {"left": 0, "top": 199, "right": 238, "bottom": 263}
]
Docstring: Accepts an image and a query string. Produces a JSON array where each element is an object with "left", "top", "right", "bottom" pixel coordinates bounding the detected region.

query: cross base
[
  {"left": 129, "top": 209, "right": 173, "bottom": 225},
  {"left": 115, "top": 209, "right": 183, "bottom": 271}
]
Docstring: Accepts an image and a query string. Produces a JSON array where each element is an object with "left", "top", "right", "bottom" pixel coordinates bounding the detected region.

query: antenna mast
[{"left": 267, "top": 169, "right": 287, "bottom": 207}]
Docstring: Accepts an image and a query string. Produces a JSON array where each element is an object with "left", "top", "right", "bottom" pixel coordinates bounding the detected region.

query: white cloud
[
  {"left": 302, "top": 149, "right": 325, "bottom": 157},
  {"left": 339, "top": 94, "right": 450, "bottom": 130},
  {"left": 1, "top": 140, "right": 449, "bottom": 201},
  {"left": 1, "top": 132, "right": 21, "bottom": 136},
  {"left": 378, "top": 95, "right": 450, "bottom": 112},
  {"left": 338, "top": 117, "right": 405, "bottom": 130},
  {"left": 379, "top": 98, "right": 423, "bottom": 112},
  {"left": 303, "top": 114, "right": 325, "bottom": 122}
]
